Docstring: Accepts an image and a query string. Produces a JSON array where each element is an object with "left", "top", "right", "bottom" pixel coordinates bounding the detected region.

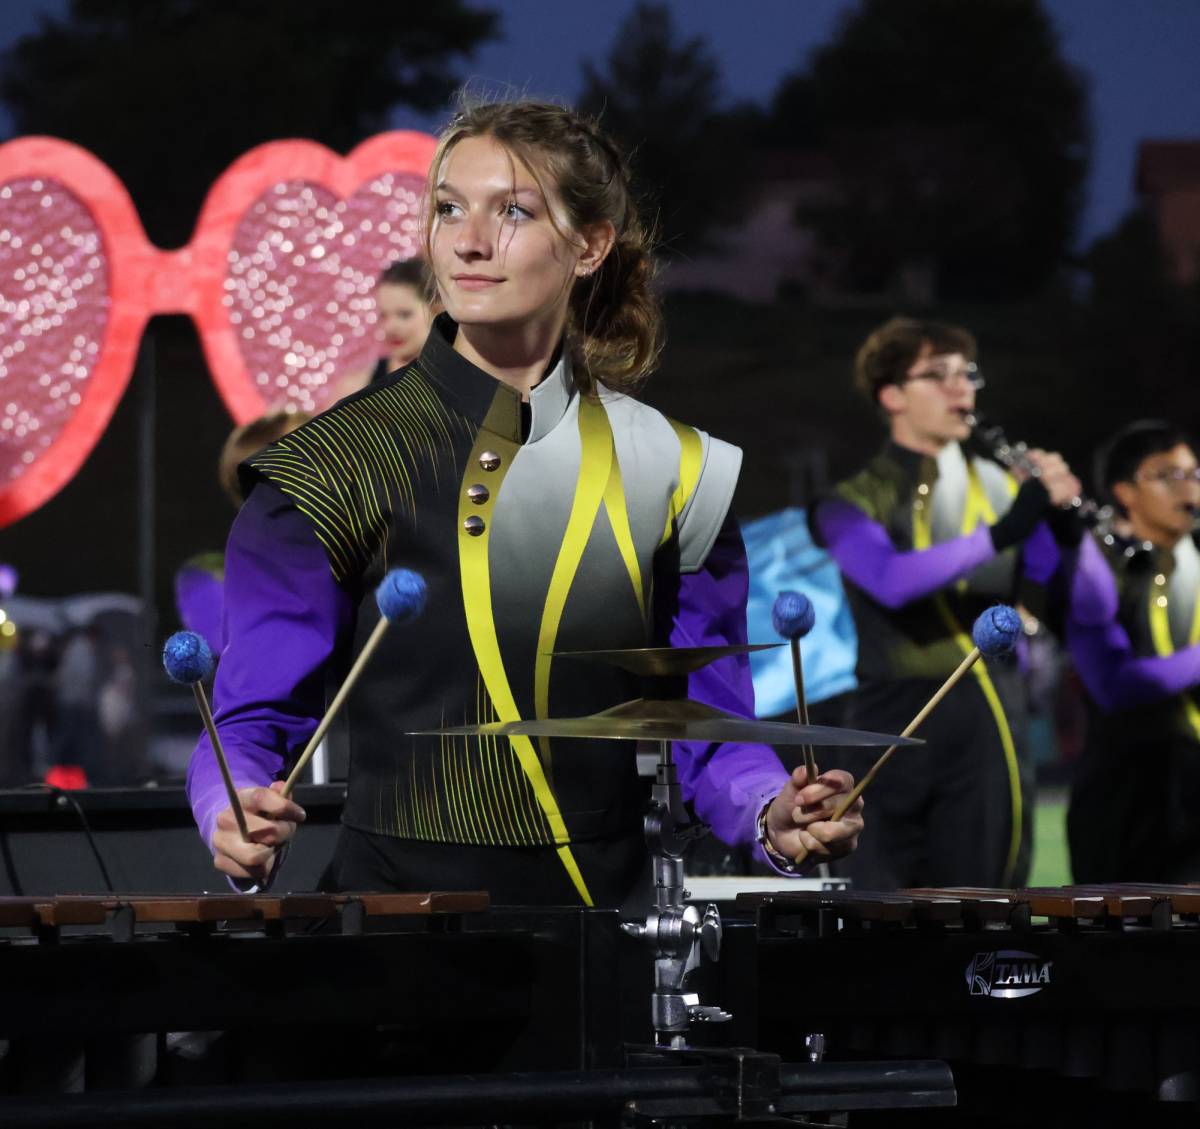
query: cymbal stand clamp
[{"left": 622, "top": 739, "right": 731, "bottom": 1048}]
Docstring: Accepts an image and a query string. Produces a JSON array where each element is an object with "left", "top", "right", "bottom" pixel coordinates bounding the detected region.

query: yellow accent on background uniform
[{"left": 913, "top": 461, "right": 1024, "bottom": 886}]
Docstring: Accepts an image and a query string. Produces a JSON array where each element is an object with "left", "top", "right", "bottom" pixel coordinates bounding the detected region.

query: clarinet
[{"left": 966, "top": 413, "right": 1114, "bottom": 535}]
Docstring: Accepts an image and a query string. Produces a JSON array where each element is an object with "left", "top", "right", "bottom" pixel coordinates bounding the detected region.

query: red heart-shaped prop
[
  {"left": 0, "top": 131, "right": 436, "bottom": 529},
  {"left": 188, "top": 132, "right": 437, "bottom": 422},
  {"left": 0, "top": 138, "right": 158, "bottom": 529}
]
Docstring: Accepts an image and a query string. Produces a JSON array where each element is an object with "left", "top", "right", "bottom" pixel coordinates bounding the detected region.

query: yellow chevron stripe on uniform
[
  {"left": 533, "top": 396, "right": 615, "bottom": 782},
  {"left": 914, "top": 460, "right": 1024, "bottom": 886},
  {"left": 458, "top": 399, "right": 593, "bottom": 907},
  {"left": 1148, "top": 574, "right": 1200, "bottom": 742}
]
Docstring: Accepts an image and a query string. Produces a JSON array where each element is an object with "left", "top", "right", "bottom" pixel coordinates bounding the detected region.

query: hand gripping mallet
[
  {"left": 772, "top": 590, "right": 819, "bottom": 785},
  {"left": 792, "top": 603, "right": 1022, "bottom": 867},
  {"left": 164, "top": 631, "right": 250, "bottom": 844},
  {"left": 280, "top": 568, "right": 427, "bottom": 798}
]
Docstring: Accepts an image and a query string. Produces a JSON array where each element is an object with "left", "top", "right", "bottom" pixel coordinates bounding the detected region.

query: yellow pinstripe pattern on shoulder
[{"left": 247, "top": 371, "right": 468, "bottom": 585}]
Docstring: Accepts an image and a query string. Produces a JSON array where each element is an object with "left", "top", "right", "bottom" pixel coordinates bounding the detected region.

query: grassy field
[{"left": 1028, "top": 788, "right": 1072, "bottom": 887}]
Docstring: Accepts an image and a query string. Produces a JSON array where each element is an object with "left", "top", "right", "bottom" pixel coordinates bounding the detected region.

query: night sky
[{"left": 1, "top": 0, "right": 1198, "bottom": 247}]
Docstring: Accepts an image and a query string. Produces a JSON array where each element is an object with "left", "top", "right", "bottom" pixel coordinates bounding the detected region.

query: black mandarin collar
[
  {"left": 411, "top": 313, "right": 509, "bottom": 428},
  {"left": 411, "top": 314, "right": 573, "bottom": 444},
  {"left": 883, "top": 438, "right": 937, "bottom": 482}
]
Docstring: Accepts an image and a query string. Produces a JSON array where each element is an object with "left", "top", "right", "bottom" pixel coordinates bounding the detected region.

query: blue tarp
[{"left": 741, "top": 507, "right": 858, "bottom": 717}]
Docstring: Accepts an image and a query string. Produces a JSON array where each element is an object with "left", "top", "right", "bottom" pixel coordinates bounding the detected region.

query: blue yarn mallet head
[
  {"left": 973, "top": 605, "right": 1022, "bottom": 657},
  {"left": 376, "top": 568, "right": 428, "bottom": 624},
  {"left": 163, "top": 631, "right": 214, "bottom": 685},
  {"left": 772, "top": 590, "right": 816, "bottom": 641}
]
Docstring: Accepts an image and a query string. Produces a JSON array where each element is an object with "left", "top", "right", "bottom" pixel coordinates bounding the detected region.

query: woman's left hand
[{"left": 764, "top": 766, "right": 864, "bottom": 863}]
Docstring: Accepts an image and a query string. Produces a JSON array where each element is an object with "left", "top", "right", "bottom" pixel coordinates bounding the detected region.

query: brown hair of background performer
[
  {"left": 425, "top": 98, "right": 660, "bottom": 395},
  {"left": 330, "top": 259, "right": 437, "bottom": 401},
  {"left": 217, "top": 411, "right": 310, "bottom": 509},
  {"left": 855, "top": 317, "right": 978, "bottom": 406}
]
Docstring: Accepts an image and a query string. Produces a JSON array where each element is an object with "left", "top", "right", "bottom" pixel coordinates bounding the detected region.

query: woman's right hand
[{"left": 212, "top": 781, "right": 306, "bottom": 883}]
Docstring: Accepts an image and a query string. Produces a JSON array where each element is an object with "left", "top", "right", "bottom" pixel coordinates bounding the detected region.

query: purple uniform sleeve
[
  {"left": 186, "top": 483, "right": 352, "bottom": 851},
  {"left": 191, "top": 493, "right": 798, "bottom": 873},
  {"left": 816, "top": 498, "right": 996, "bottom": 608},
  {"left": 656, "top": 516, "right": 793, "bottom": 870},
  {"left": 816, "top": 499, "right": 1058, "bottom": 608},
  {"left": 1065, "top": 534, "right": 1200, "bottom": 711},
  {"left": 1021, "top": 521, "right": 1061, "bottom": 586},
  {"left": 175, "top": 565, "right": 226, "bottom": 656}
]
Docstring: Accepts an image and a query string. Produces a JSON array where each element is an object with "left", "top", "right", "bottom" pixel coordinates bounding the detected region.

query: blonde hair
[
  {"left": 219, "top": 411, "right": 310, "bottom": 508},
  {"left": 424, "top": 98, "right": 661, "bottom": 395}
]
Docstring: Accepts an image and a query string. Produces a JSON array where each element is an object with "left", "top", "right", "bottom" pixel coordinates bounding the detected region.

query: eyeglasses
[
  {"left": 1134, "top": 467, "right": 1200, "bottom": 489},
  {"left": 907, "top": 362, "right": 985, "bottom": 391}
]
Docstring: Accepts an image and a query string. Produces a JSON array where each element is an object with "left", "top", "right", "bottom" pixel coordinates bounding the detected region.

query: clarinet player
[
  {"left": 808, "top": 317, "right": 1081, "bottom": 890},
  {"left": 1066, "top": 422, "right": 1200, "bottom": 882}
]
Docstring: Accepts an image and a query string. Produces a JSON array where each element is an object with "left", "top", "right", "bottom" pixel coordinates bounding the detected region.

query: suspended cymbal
[
  {"left": 551, "top": 644, "right": 782, "bottom": 677},
  {"left": 409, "top": 708, "right": 921, "bottom": 748}
]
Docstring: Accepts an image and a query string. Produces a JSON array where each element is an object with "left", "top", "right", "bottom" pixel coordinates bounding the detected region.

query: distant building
[
  {"left": 658, "top": 150, "right": 939, "bottom": 305},
  {"left": 1136, "top": 140, "right": 1200, "bottom": 285},
  {"left": 658, "top": 151, "right": 838, "bottom": 304}
]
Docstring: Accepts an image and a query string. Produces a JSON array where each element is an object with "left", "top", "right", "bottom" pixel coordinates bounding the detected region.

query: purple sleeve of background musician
[
  {"left": 815, "top": 498, "right": 996, "bottom": 608},
  {"left": 1065, "top": 534, "right": 1200, "bottom": 711},
  {"left": 655, "top": 514, "right": 793, "bottom": 871},
  {"left": 1021, "top": 521, "right": 1061, "bottom": 586},
  {"left": 174, "top": 565, "right": 226, "bottom": 656},
  {"left": 186, "top": 483, "right": 351, "bottom": 852}
]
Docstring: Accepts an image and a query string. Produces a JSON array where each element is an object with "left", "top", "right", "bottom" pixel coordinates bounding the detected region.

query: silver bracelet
[{"left": 756, "top": 802, "right": 800, "bottom": 875}]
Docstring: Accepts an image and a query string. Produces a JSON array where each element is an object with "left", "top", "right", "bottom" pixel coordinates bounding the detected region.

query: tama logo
[{"left": 966, "top": 950, "right": 1053, "bottom": 998}]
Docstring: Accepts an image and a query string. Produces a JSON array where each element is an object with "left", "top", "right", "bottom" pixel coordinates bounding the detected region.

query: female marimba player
[{"left": 185, "top": 98, "right": 865, "bottom": 907}]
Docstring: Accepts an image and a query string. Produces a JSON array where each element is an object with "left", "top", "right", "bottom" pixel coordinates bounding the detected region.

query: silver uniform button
[
  {"left": 463, "top": 515, "right": 486, "bottom": 536},
  {"left": 466, "top": 484, "right": 490, "bottom": 505},
  {"left": 479, "top": 451, "right": 501, "bottom": 472}
]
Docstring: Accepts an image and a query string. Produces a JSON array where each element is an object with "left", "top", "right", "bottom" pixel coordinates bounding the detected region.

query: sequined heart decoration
[
  {"left": 0, "top": 138, "right": 155, "bottom": 529},
  {"left": 188, "top": 133, "right": 437, "bottom": 422},
  {"left": 0, "top": 132, "right": 436, "bottom": 528}
]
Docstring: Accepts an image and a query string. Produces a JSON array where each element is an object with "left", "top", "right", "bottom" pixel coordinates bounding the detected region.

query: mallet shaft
[
  {"left": 193, "top": 682, "right": 250, "bottom": 843},
  {"left": 790, "top": 637, "right": 818, "bottom": 786},
  {"left": 281, "top": 616, "right": 390, "bottom": 797},
  {"left": 793, "top": 646, "right": 981, "bottom": 866}
]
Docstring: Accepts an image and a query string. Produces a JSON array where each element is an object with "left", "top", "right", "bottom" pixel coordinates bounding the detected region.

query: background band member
[
  {"left": 331, "top": 258, "right": 437, "bottom": 400},
  {"left": 1067, "top": 421, "right": 1200, "bottom": 882},
  {"left": 809, "top": 317, "right": 1080, "bottom": 890},
  {"left": 186, "top": 99, "right": 865, "bottom": 906},
  {"left": 174, "top": 411, "right": 310, "bottom": 658}
]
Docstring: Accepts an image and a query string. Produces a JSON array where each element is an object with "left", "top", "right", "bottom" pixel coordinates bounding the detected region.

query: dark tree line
[
  {"left": 3, "top": 0, "right": 1091, "bottom": 295},
  {"left": 0, "top": 0, "right": 497, "bottom": 609},
  {"left": 577, "top": 3, "right": 752, "bottom": 258},
  {"left": 1, "top": 0, "right": 497, "bottom": 248},
  {"left": 581, "top": 0, "right": 1089, "bottom": 299}
]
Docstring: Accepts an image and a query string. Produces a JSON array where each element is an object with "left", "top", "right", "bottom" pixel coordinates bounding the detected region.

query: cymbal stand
[{"left": 622, "top": 739, "right": 730, "bottom": 1048}]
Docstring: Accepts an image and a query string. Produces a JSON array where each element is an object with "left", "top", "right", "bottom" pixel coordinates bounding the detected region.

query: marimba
[
  {"left": 0, "top": 891, "right": 953, "bottom": 1127},
  {"left": 2, "top": 885, "right": 1197, "bottom": 1125},
  {"left": 736, "top": 884, "right": 1200, "bottom": 1115}
]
